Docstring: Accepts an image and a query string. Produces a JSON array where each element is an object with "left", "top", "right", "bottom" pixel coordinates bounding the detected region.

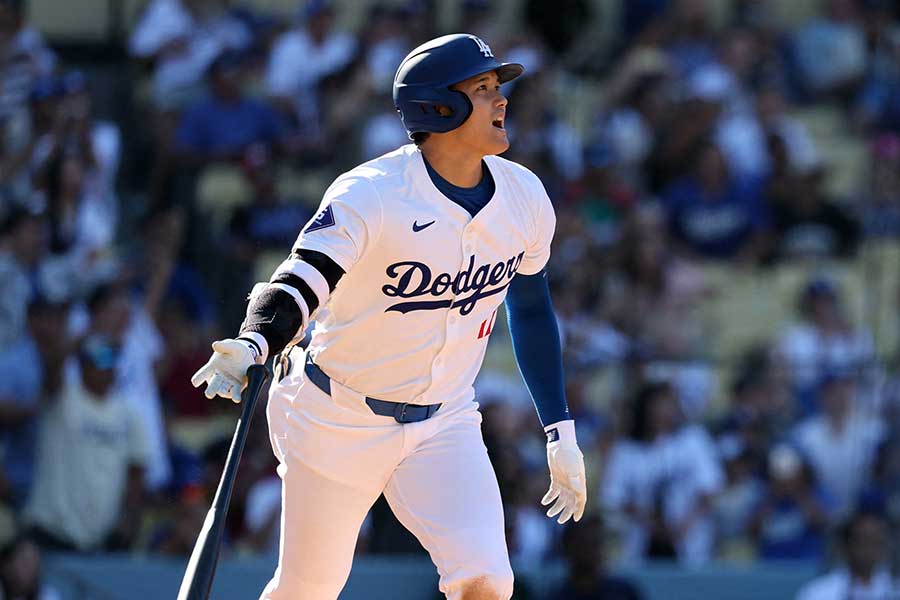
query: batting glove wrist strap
[
  {"left": 236, "top": 332, "right": 268, "bottom": 365},
  {"left": 542, "top": 419, "right": 587, "bottom": 524}
]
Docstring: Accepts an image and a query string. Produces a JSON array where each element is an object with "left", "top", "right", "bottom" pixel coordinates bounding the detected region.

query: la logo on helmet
[{"left": 469, "top": 36, "right": 493, "bottom": 58}]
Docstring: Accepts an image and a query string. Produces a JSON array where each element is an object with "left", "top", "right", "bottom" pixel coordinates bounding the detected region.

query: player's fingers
[
  {"left": 190, "top": 361, "right": 216, "bottom": 388},
  {"left": 541, "top": 485, "right": 559, "bottom": 506},
  {"left": 574, "top": 497, "right": 586, "bottom": 522},
  {"left": 211, "top": 340, "right": 231, "bottom": 355},
  {"left": 226, "top": 379, "right": 243, "bottom": 403},
  {"left": 557, "top": 504, "right": 575, "bottom": 525},
  {"left": 546, "top": 494, "right": 566, "bottom": 519},
  {"left": 205, "top": 374, "right": 230, "bottom": 400}
]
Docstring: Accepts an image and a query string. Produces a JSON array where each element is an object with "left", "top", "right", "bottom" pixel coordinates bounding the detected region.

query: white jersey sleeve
[
  {"left": 239, "top": 170, "right": 384, "bottom": 359},
  {"left": 513, "top": 167, "right": 556, "bottom": 276},
  {"left": 292, "top": 173, "right": 385, "bottom": 273}
]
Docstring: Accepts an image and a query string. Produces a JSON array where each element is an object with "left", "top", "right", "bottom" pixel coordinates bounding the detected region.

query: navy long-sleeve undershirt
[{"left": 504, "top": 270, "right": 570, "bottom": 427}]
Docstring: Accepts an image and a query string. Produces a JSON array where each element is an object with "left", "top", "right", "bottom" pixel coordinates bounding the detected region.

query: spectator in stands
[
  {"left": 717, "top": 349, "right": 793, "bottom": 475},
  {"left": 857, "top": 132, "right": 900, "bottom": 238},
  {"left": 0, "top": 207, "right": 47, "bottom": 346},
  {"left": 600, "top": 71, "right": 669, "bottom": 189},
  {"left": 858, "top": 436, "right": 900, "bottom": 526},
  {"left": 129, "top": 0, "right": 254, "bottom": 110},
  {"left": 795, "top": 509, "right": 899, "bottom": 600},
  {"left": 24, "top": 334, "right": 149, "bottom": 551},
  {"left": 504, "top": 68, "right": 584, "bottom": 188},
  {"left": 717, "top": 84, "right": 819, "bottom": 181},
  {"left": 790, "top": 0, "right": 867, "bottom": 101},
  {"left": 0, "top": 294, "right": 70, "bottom": 508},
  {"left": 549, "top": 516, "right": 644, "bottom": 600},
  {"left": 661, "top": 140, "right": 770, "bottom": 264},
  {"left": 265, "top": 0, "right": 357, "bottom": 142},
  {"left": 793, "top": 370, "right": 886, "bottom": 520},
  {"left": 175, "top": 49, "right": 290, "bottom": 166},
  {"left": 751, "top": 445, "right": 831, "bottom": 561},
  {"left": 38, "top": 148, "right": 117, "bottom": 281},
  {"left": 853, "top": 25, "right": 900, "bottom": 134},
  {"left": 55, "top": 71, "right": 121, "bottom": 203},
  {"left": 665, "top": 0, "right": 719, "bottom": 78},
  {"left": 0, "top": 0, "right": 55, "bottom": 118},
  {"left": 775, "top": 278, "right": 875, "bottom": 399},
  {"left": 226, "top": 143, "right": 314, "bottom": 276},
  {"left": 602, "top": 381, "right": 723, "bottom": 565},
  {"left": 85, "top": 274, "right": 172, "bottom": 492},
  {"left": 603, "top": 202, "right": 711, "bottom": 363},
  {"left": 712, "top": 436, "right": 764, "bottom": 560},
  {"left": 242, "top": 470, "right": 281, "bottom": 556},
  {"left": 769, "top": 164, "right": 860, "bottom": 262},
  {"left": 0, "top": 533, "right": 60, "bottom": 600}
]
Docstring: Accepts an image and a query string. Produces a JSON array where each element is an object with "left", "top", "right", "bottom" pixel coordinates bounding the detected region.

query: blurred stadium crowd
[{"left": 0, "top": 0, "right": 900, "bottom": 597}]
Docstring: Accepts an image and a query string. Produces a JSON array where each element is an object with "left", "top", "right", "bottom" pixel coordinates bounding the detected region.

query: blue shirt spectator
[
  {"left": 662, "top": 142, "right": 769, "bottom": 261},
  {"left": 176, "top": 50, "right": 288, "bottom": 163},
  {"left": 0, "top": 296, "right": 69, "bottom": 507}
]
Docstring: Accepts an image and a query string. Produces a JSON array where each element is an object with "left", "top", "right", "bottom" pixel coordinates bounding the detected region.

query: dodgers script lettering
[{"left": 382, "top": 252, "right": 524, "bottom": 315}]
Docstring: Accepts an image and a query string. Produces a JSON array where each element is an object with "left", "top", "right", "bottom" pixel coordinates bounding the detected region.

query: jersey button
[
  {"left": 464, "top": 245, "right": 472, "bottom": 252},
  {"left": 435, "top": 358, "right": 443, "bottom": 365},
  {"left": 449, "top": 317, "right": 456, "bottom": 324}
]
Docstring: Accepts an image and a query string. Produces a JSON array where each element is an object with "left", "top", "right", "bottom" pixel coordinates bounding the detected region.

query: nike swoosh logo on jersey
[{"left": 412, "top": 220, "right": 435, "bottom": 232}]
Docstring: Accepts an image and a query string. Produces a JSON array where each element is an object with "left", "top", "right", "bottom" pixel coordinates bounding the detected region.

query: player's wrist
[
  {"left": 236, "top": 332, "right": 268, "bottom": 364},
  {"left": 544, "top": 419, "right": 578, "bottom": 446}
]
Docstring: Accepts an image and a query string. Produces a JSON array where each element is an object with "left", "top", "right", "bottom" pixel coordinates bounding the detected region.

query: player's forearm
[
  {"left": 504, "top": 271, "right": 570, "bottom": 427},
  {"left": 239, "top": 248, "right": 345, "bottom": 360}
]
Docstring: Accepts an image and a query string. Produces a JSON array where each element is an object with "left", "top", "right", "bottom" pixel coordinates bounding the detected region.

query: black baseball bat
[{"left": 177, "top": 364, "right": 271, "bottom": 600}]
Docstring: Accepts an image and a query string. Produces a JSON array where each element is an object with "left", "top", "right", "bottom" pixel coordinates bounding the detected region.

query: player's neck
[{"left": 419, "top": 142, "right": 484, "bottom": 188}]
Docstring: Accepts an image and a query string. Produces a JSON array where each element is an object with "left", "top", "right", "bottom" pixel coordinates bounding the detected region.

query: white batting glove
[
  {"left": 190, "top": 336, "right": 266, "bottom": 403},
  {"left": 541, "top": 420, "right": 587, "bottom": 524}
]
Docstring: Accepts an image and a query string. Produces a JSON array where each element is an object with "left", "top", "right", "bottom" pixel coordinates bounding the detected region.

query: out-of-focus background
[{"left": 0, "top": 0, "right": 899, "bottom": 598}]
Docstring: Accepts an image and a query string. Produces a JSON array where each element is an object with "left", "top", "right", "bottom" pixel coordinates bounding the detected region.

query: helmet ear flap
[{"left": 444, "top": 87, "right": 474, "bottom": 129}]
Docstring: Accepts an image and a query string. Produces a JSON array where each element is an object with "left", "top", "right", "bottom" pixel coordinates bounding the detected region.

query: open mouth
[{"left": 492, "top": 118, "right": 505, "bottom": 130}]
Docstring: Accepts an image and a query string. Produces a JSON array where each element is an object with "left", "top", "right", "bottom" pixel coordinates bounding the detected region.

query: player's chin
[{"left": 485, "top": 130, "right": 510, "bottom": 154}]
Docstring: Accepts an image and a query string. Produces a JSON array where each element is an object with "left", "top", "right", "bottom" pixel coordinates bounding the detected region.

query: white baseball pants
[{"left": 258, "top": 352, "right": 513, "bottom": 599}]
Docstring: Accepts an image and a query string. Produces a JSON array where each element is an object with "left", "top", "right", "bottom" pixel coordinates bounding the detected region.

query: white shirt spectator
[
  {"left": 24, "top": 375, "right": 150, "bottom": 550},
  {"left": 716, "top": 112, "right": 818, "bottom": 179},
  {"left": 129, "top": 0, "right": 253, "bottom": 108},
  {"left": 602, "top": 425, "right": 724, "bottom": 564},
  {"left": 793, "top": 412, "right": 885, "bottom": 519},
  {"left": 777, "top": 323, "right": 874, "bottom": 391},
  {"left": 115, "top": 307, "right": 171, "bottom": 491},
  {"left": 796, "top": 568, "right": 900, "bottom": 600},
  {"left": 265, "top": 26, "right": 357, "bottom": 132},
  {"left": 244, "top": 474, "right": 282, "bottom": 555}
]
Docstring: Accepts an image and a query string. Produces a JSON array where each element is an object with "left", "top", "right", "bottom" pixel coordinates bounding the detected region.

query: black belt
[{"left": 303, "top": 356, "right": 441, "bottom": 423}]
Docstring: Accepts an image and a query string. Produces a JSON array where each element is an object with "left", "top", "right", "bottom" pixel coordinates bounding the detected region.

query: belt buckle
[{"left": 393, "top": 402, "right": 411, "bottom": 423}]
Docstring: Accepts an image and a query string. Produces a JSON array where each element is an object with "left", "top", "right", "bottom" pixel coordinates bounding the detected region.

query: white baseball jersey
[{"left": 272, "top": 144, "right": 555, "bottom": 407}]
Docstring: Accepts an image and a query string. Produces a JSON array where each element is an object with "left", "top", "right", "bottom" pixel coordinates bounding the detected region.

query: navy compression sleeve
[{"left": 504, "top": 270, "right": 570, "bottom": 427}]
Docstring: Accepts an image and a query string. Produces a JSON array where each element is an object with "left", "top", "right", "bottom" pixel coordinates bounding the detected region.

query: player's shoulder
[
  {"left": 343, "top": 144, "right": 418, "bottom": 181},
  {"left": 325, "top": 144, "right": 418, "bottom": 213},
  {"left": 485, "top": 154, "right": 546, "bottom": 191},
  {"left": 327, "top": 145, "right": 416, "bottom": 194}
]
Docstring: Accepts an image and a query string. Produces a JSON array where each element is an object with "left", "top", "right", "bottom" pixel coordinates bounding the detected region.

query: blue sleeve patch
[{"left": 304, "top": 205, "right": 335, "bottom": 233}]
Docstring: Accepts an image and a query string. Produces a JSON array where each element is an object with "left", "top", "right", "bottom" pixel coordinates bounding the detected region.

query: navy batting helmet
[{"left": 393, "top": 33, "right": 524, "bottom": 138}]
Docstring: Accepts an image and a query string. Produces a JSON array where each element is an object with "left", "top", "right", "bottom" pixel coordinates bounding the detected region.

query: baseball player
[{"left": 191, "top": 33, "right": 587, "bottom": 600}]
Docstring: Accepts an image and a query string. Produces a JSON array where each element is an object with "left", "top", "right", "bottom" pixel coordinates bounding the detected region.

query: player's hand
[
  {"left": 190, "top": 338, "right": 262, "bottom": 403},
  {"left": 541, "top": 420, "right": 587, "bottom": 524}
]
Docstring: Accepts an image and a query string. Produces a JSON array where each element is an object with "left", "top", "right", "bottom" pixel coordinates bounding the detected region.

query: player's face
[{"left": 450, "top": 70, "right": 509, "bottom": 156}]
